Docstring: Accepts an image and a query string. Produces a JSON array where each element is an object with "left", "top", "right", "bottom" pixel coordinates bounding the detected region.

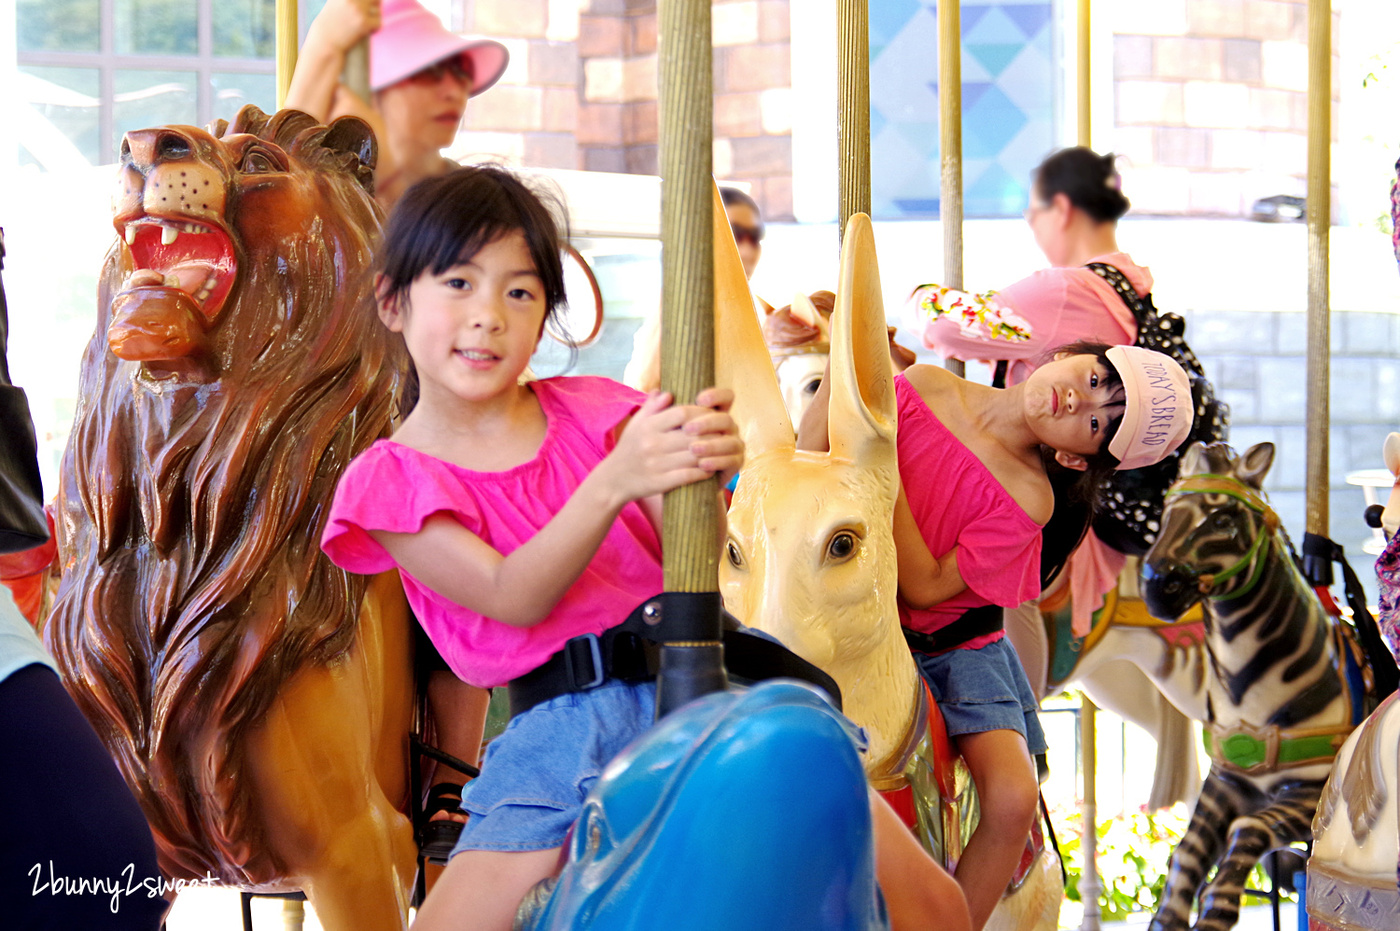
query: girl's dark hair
[
  {"left": 1033, "top": 147, "right": 1130, "bottom": 223},
  {"left": 377, "top": 165, "right": 572, "bottom": 414},
  {"left": 1039, "top": 340, "right": 1126, "bottom": 509}
]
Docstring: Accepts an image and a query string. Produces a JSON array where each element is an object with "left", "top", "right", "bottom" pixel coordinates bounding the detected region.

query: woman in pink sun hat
[{"left": 286, "top": 0, "right": 509, "bottom": 209}]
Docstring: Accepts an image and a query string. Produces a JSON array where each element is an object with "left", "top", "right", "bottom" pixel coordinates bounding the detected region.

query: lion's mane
[{"left": 46, "top": 106, "right": 402, "bottom": 882}]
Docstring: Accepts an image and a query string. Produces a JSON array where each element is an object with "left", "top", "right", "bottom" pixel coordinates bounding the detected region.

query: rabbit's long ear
[
  {"left": 828, "top": 214, "right": 897, "bottom": 467},
  {"left": 712, "top": 182, "right": 794, "bottom": 455}
]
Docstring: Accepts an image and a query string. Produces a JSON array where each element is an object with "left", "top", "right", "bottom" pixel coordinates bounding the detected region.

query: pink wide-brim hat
[
  {"left": 370, "top": 0, "right": 510, "bottom": 95},
  {"left": 1106, "top": 345, "right": 1195, "bottom": 471}
]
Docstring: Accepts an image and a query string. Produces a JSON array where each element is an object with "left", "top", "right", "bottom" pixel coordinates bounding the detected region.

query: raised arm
[
  {"left": 284, "top": 0, "right": 380, "bottom": 122},
  {"left": 372, "top": 390, "right": 742, "bottom": 627}
]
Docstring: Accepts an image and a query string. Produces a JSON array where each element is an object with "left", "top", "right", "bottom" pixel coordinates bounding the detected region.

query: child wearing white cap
[
  {"left": 285, "top": 0, "right": 509, "bottom": 209},
  {"left": 799, "top": 340, "right": 1192, "bottom": 931}
]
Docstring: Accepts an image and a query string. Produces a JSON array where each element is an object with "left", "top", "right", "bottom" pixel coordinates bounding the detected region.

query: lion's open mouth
[{"left": 120, "top": 216, "right": 237, "bottom": 320}]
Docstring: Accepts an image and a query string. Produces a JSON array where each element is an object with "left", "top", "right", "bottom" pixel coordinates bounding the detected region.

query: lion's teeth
[
  {"left": 161, "top": 226, "right": 178, "bottom": 245},
  {"left": 125, "top": 224, "right": 137, "bottom": 244},
  {"left": 166, "top": 275, "right": 180, "bottom": 288}
]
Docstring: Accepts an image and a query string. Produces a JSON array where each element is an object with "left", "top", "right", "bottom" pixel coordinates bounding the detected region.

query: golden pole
[
  {"left": 1076, "top": 6, "right": 1100, "bottom": 930},
  {"left": 654, "top": 0, "right": 724, "bottom": 717},
  {"left": 937, "top": 0, "right": 964, "bottom": 377},
  {"left": 275, "top": 0, "right": 298, "bottom": 108},
  {"left": 1078, "top": 0, "right": 1091, "bottom": 146},
  {"left": 344, "top": 44, "right": 371, "bottom": 102},
  {"left": 1305, "top": 0, "right": 1331, "bottom": 537},
  {"left": 836, "top": 0, "right": 871, "bottom": 237},
  {"left": 658, "top": 0, "right": 717, "bottom": 593}
]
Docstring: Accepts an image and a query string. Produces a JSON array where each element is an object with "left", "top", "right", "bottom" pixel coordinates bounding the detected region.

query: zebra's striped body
[{"left": 1139, "top": 442, "right": 1372, "bottom": 931}]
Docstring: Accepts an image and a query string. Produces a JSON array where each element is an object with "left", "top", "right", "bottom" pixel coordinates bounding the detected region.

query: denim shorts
[
  {"left": 912, "top": 636, "right": 1047, "bottom": 755},
  {"left": 452, "top": 679, "right": 656, "bottom": 855}
]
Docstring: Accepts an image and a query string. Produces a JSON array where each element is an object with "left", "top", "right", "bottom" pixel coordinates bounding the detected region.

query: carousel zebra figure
[{"left": 1138, "top": 441, "right": 1382, "bottom": 931}]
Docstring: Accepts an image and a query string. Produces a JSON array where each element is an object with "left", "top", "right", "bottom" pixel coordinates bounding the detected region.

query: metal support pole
[
  {"left": 275, "top": 0, "right": 297, "bottom": 108},
  {"left": 836, "top": 0, "right": 871, "bottom": 239},
  {"left": 1076, "top": 6, "right": 1100, "bottom": 929},
  {"left": 655, "top": 0, "right": 723, "bottom": 717},
  {"left": 344, "top": 44, "right": 371, "bottom": 102},
  {"left": 937, "top": 0, "right": 964, "bottom": 377},
  {"left": 1080, "top": 696, "right": 1101, "bottom": 931},
  {"left": 1077, "top": 0, "right": 1091, "bottom": 147},
  {"left": 1304, "top": 0, "right": 1331, "bottom": 540}
]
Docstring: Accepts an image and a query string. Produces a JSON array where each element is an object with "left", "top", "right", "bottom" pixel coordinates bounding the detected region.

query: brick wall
[
  {"left": 1111, "top": 0, "right": 1339, "bottom": 218},
  {"left": 452, "top": 0, "right": 795, "bottom": 221}
]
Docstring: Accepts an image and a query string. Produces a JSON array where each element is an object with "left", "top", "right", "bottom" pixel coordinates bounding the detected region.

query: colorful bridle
[{"left": 1164, "top": 474, "right": 1281, "bottom": 601}]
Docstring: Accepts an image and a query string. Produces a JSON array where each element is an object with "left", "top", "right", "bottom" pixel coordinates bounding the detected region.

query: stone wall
[
  {"left": 452, "top": 0, "right": 795, "bottom": 220},
  {"left": 1110, "top": 0, "right": 1340, "bottom": 218},
  {"left": 1191, "top": 308, "right": 1399, "bottom": 600}
]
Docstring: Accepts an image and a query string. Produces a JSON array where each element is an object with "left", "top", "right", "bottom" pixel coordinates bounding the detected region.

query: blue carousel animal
[
  {"left": 1139, "top": 441, "right": 1379, "bottom": 931},
  {"left": 520, "top": 681, "right": 888, "bottom": 931}
]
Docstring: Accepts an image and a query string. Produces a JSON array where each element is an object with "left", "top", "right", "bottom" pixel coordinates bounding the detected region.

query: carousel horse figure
[
  {"left": 718, "top": 208, "right": 1061, "bottom": 931},
  {"left": 1038, "top": 575, "right": 1209, "bottom": 809},
  {"left": 1140, "top": 441, "right": 1384, "bottom": 931},
  {"left": 1307, "top": 432, "right": 1400, "bottom": 931},
  {"left": 37, "top": 106, "right": 421, "bottom": 929}
]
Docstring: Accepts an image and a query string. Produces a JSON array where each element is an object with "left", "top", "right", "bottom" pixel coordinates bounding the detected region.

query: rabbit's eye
[{"left": 826, "top": 530, "right": 859, "bottom": 563}]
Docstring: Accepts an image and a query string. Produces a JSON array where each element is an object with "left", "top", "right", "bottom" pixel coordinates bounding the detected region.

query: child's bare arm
[
  {"left": 373, "top": 390, "right": 741, "bottom": 627},
  {"left": 893, "top": 485, "right": 969, "bottom": 608},
  {"left": 871, "top": 789, "right": 971, "bottom": 931}
]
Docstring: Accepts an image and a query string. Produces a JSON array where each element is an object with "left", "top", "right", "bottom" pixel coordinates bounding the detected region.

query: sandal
[{"left": 419, "top": 782, "right": 467, "bottom": 864}]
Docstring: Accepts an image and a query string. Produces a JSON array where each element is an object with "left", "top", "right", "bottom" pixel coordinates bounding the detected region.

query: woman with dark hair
[{"left": 919, "top": 147, "right": 1140, "bottom": 386}]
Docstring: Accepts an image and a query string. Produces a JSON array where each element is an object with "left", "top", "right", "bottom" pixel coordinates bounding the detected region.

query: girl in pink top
[
  {"left": 321, "top": 165, "right": 744, "bottom": 930},
  {"left": 891, "top": 345, "right": 1192, "bottom": 931},
  {"left": 913, "top": 147, "right": 1151, "bottom": 680},
  {"left": 322, "top": 166, "right": 968, "bottom": 931}
]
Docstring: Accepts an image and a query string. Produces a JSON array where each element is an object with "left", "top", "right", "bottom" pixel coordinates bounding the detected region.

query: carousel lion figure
[{"left": 43, "top": 104, "right": 419, "bottom": 928}]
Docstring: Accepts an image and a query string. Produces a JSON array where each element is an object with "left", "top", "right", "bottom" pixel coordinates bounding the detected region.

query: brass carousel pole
[
  {"left": 275, "top": 0, "right": 297, "bottom": 108},
  {"left": 836, "top": 0, "right": 870, "bottom": 237},
  {"left": 937, "top": 0, "right": 964, "bottom": 377},
  {"left": 275, "top": 1, "right": 305, "bottom": 926},
  {"left": 1076, "top": 3, "right": 1101, "bottom": 929},
  {"left": 1302, "top": 0, "right": 1332, "bottom": 577},
  {"left": 655, "top": 0, "right": 725, "bottom": 718}
]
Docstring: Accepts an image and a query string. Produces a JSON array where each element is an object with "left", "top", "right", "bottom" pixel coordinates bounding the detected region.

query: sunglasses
[
  {"left": 731, "top": 222, "right": 765, "bottom": 246},
  {"left": 406, "top": 56, "right": 473, "bottom": 87}
]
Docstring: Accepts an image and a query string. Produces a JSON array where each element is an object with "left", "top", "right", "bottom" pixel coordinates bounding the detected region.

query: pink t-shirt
[
  {"left": 321, "top": 376, "right": 663, "bottom": 687},
  {"left": 895, "top": 375, "right": 1042, "bottom": 649},
  {"left": 924, "top": 252, "right": 1149, "bottom": 385}
]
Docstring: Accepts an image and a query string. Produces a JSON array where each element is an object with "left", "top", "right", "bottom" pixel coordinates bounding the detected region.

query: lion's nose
[{"left": 122, "top": 128, "right": 195, "bottom": 173}]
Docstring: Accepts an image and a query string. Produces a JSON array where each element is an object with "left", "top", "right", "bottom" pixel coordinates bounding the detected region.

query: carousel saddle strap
[
  {"left": 1202, "top": 721, "right": 1349, "bottom": 774},
  {"left": 901, "top": 604, "right": 1004, "bottom": 655},
  {"left": 507, "top": 596, "right": 841, "bottom": 718}
]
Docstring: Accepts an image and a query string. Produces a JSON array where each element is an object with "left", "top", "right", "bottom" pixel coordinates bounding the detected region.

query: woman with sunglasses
[
  {"left": 285, "top": 0, "right": 509, "bottom": 210},
  {"left": 720, "top": 186, "right": 765, "bottom": 281}
]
